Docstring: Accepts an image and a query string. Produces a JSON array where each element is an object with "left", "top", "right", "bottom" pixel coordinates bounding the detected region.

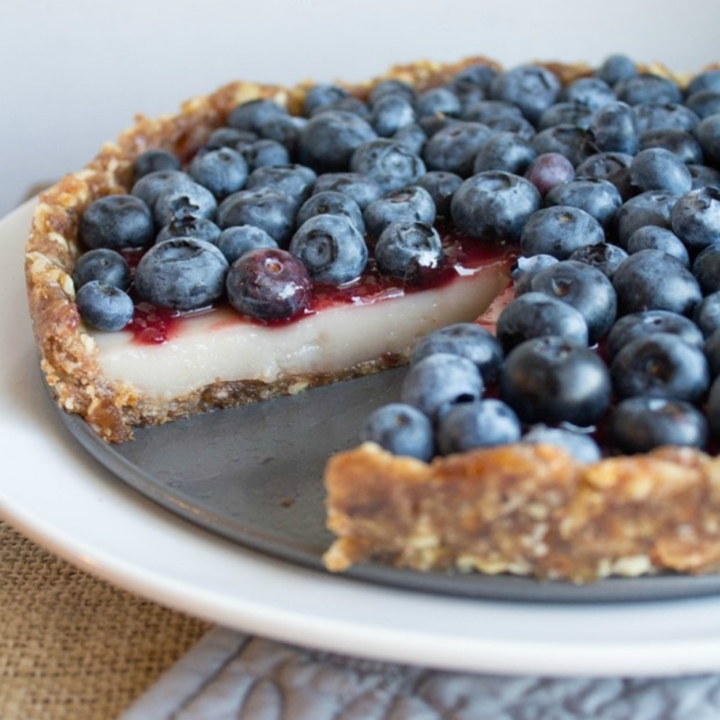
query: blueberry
[
  {"left": 607, "top": 397, "right": 707, "bottom": 453},
  {"left": 245, "top": 164, "right": 317, "bottom": 207},
  {"left": 567, "top": 242, "right": 628, "bottom": 279},
  {"left": 544, "top": 178, "right": 622, "bottom": 231},
  {"left": 225, "top": 248, "right": 312, "bottom": 322},
  {"left": 374, "top": 221, "right": 444, "bottom": 283},
  {"left": 595, "top": 54, "right": 637, "bottom": 86},
  {"left": 589, "top": 101, "right": 639, "bottom": 155},
  {"left": 298, "top": 110, "right": 377, "bottom": 173},
  {"left": 75, "top": 280, "right": 134, "bottom": 332},
  {"left": 371, "top": 94, "right": 416, "bottom": 137},
  {"left": 531, "top": 125, "right": 591, "bottom": 167},
  {"left": 79, "top": 195, "right": 154, "bottom": 250},
  {"left": 311, "top": 172, "right": 383, "bottom": 210},
  {"left": 303, "top": 84, "right": 350, "bottom": 116},
  {"left": 415, "top": 171, "right": 463, "bottom": 216},
  {"left": 131, "top": 170, "right": 196, "bottom": 209},
  {"left": 72, "top": 248, "right": 131, "bottom": 291},
  {"left": 633, "top": 103, "right": 700, "bottom": 135},
  {"left": 688, "top": 69, "right": 720, "bottom": 97},
  {"left": 496, "top": 291, "right": 589, "bottom": 351},
  {"left": 561, "top": 77, "right": 616, "bottom": 111},
  {"left": 133, "top": 149, "right": 181, "bottom": 179},
  {"left": 401, "top": 352, "right": 483, "bottom": 421},
  {"left": 393, "top": 123, "right": 427, "bottom": 155},
  {"left": 489, "top": 64, "right": 561, "bottom": 124},
  {"left": 523, "top": 153, "right": 575, "bottom": 196},
  {"left": 575, "top": 152, "right": 634, "bottom": 200},
  {"left": 606, "top": 310, "right": 704, "bottom": 360},
  {"left": 297, "top": 188, "right": 366, "bottom": 235},
  {"left": 437, "top": 399, "right": 521, "bottom": 455},
  {"left": 612, "top": 249, "right": 701, "bottom": 317},
  {"left": 691, "top": 164, "right": 720, "bottom": 191},
  {"left": 511, "top": 254, "right": 558, "bottom": 295},
  {"left": 615, "top": 73, "right": 683, "bottom": 106},
  {"left": 708, "top": 377, "right": 720, "bottom": 437},
  {"left": 363, "top": 185, "right": 436, "bottom": 239},
  {"left": 415, "top": 87, "right": 462, "bottom": 118},
  {"left": 361, "top": 403, "right": 434, "bottom": 461},
  {"left": 226, "top": 99, "right": 288, "bottom": 134},
  {"left": 417, "top": 115, "right": 459, "bottom": 137},
  {"left": 615, "top": 191, "right": 679, "bottom": 247},
  {"left": 368, "top": 79, "right": 417, "bottom": 107},
  {"left": 409, "top": 323, "right": 503, "bottom": 383},
  {"left": 156, "top": 217, "right": 222, "bottom": 248},
  {"left": 685, "top": 90, "right": 720, "bottom": 120},
  {"left": 639, "top": 128, "right": 704, "bottom": 165},
  {"left": 450, "top": 170, "right": 541, "bottom": 241},
  {"left": 486, "top": 115, "right": 537, "bottom": 140},
  {"left": 134, "top": 238, "right": 229, "bottom": 311},
  {"left": 311, "top": 96, "right": 371, "bottom": 120},
  {"left": 257, "top": 114, "right": 304, "bottom": 154},
  {"left": 694, "top": 292, "right": 720, "bottom": 337},
  {"left": 626, "top": 226, "right": 689, "bottom": 266},
  {"left": 692, "top": 244, "right": 720, "bottom": 294},
  {"left": 522, "top": 425, "right": 601, "bottom": 464},
  {"left": 207, "top": 127, "right": 258, "bottom": 150},
  {"left": 703, "top": 329, "right": 720, "bottom": 378},
  {"left": 422, "top": 121, "right": 492, "bottom": 177},
  {"left": 350, "top": 138, "right": 426, "bottom": 193},
  {"left": 473, "top": 132, "right": 536, "bottom": 176},
  {"left": 611, "top": 333, "right": 709, "bottom": 402},
  {"left": 187, "top": 146, "right": 248, "bottom": 199},
  {"left": 153, "top": 182, "right": 217, "bottom": 228},
  {"left": 216, "top": 225, "right": 278, "bottom": 264},
  {"left": 462, "top": 99, "right": 522, "bottom": 124},
  {"left": 242, "top": 139, "right": 291, "bottom": 171},
  {"left": 500, "top": 336, "right": 611, "bottom": 426},
  {"left": 529, "top": 260, "right": 617, "bottom": 343},
  {"left": 462, "top": 99, "right": 521, "bottom": 123},
  {"left": 288, "top": 214, "right": 367, "bottom": 285},
  {"left": 670, "top": 187, "right": 720, "bottom": 249},
  {"left": 452, "top": 63, "right": 499, "bottom": 97},
  {"left": 217, "top": 187, "right": 297, "bottom": 246},
  {"left": 696, "top": 114, "right": 720, "bottom": 167},
  {"left": 520, "top": 205, "right": 604, "bottom": 260},
  {"left": 538, "top": 102, "right": 595, "bottom": 131}
]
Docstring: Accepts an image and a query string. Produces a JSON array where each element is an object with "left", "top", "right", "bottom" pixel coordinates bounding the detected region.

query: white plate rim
[{"left": 5, "top": 200, "right": 720, "bottom": 678}]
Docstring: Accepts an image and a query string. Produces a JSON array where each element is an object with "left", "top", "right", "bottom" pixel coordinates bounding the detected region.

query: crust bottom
[{"left": 324, "top": 443, "right": 720, "bottom": 582}]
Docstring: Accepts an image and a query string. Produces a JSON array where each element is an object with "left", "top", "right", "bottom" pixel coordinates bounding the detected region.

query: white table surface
[{"left": 2, "top": 0, "right": 720, "bottom": 216}]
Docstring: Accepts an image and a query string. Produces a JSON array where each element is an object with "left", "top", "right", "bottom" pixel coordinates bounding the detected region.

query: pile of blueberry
[{"left": 71, "top": 54, "right": 720, "bottom": 458}]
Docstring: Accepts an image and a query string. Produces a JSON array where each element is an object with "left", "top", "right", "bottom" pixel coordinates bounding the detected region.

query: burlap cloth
[{"left": 0, "top": 519, "right": 211, "bottom": 720}]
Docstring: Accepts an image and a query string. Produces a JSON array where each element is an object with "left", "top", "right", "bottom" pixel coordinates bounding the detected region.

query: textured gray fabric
[{"left": 120, "top": 627, "right": 720, "bottom": 720}]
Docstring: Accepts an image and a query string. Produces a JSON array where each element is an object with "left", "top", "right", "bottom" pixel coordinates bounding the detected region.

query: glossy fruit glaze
[{"left": 126, "top": 225, "right": 517, "bottom": 346}]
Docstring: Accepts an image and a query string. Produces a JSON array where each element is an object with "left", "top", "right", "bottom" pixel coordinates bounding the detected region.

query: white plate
[{"left": 5, "top": 200, "right": 720, "bottom": 678}]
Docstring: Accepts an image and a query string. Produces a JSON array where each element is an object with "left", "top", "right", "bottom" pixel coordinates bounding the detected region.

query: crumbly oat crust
[{"left": 324, "top": 443, "right": 720, "bottom": 582}]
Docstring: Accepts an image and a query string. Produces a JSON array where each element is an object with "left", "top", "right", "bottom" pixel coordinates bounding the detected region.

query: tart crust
[{"left": 324, "top": 443, "right": 720, "bottom": 582}]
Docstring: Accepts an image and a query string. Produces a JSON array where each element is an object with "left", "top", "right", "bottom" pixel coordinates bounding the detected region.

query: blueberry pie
[{"left": 24, "top": 55, "right": 720, "bottom": 582}]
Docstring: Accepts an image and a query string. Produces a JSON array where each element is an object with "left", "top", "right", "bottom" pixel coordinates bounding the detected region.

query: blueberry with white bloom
[
  {"left": 75, "top": 281, "right": 134, "bottom": 332},
  {"left": 374, "top": 221, "right": 444, "bottom": 283},
  {"left": 438, "top": 399, "right": 521, "bottom": 455},
  {"left": 289, "top": 214, "right": 367, "bottom": 285},
  {"left": 134, "top": 238, "right": 229, "bottom": 311},
  {"left": 522, "top": 426, "right": 601, "bottom": 464},
  {"left": 216, "top": 225, "right": 278, "bottom": 264},
  {"left": 72, "top": 248, "right": 131, "bottom": 291},
  {"left": 401, "top": 353, "right": 483, "bottom": 421},
  {"left": 187, "top": 146, "right": 248, "bottom": 199},
  {"left": 350, "top": 138, "right": 426, "bottom": 194},
  {"left": 153, "top": 182, "right": 217, "bottom": 228},
  {"left": 296, "top": 191, "right": 365, "bottom": 235},
  {"left": 361, "top": 403, "right": 435, "bottom": 461},
  {"left": 79, "top": 195, "right": 154, "bottom": 251},
  {"left": 363, "top": 185, "right": 436, "bottom": 238}
]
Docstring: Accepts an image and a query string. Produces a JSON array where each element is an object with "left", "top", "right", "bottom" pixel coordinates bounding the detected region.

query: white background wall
[{"left": 2, "top": 0, "right": 720, "bottom": 217}]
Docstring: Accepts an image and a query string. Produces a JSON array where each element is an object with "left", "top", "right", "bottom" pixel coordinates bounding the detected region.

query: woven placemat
[{"left": 0, "top": 520, "right": 211, "bottom": 720}]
